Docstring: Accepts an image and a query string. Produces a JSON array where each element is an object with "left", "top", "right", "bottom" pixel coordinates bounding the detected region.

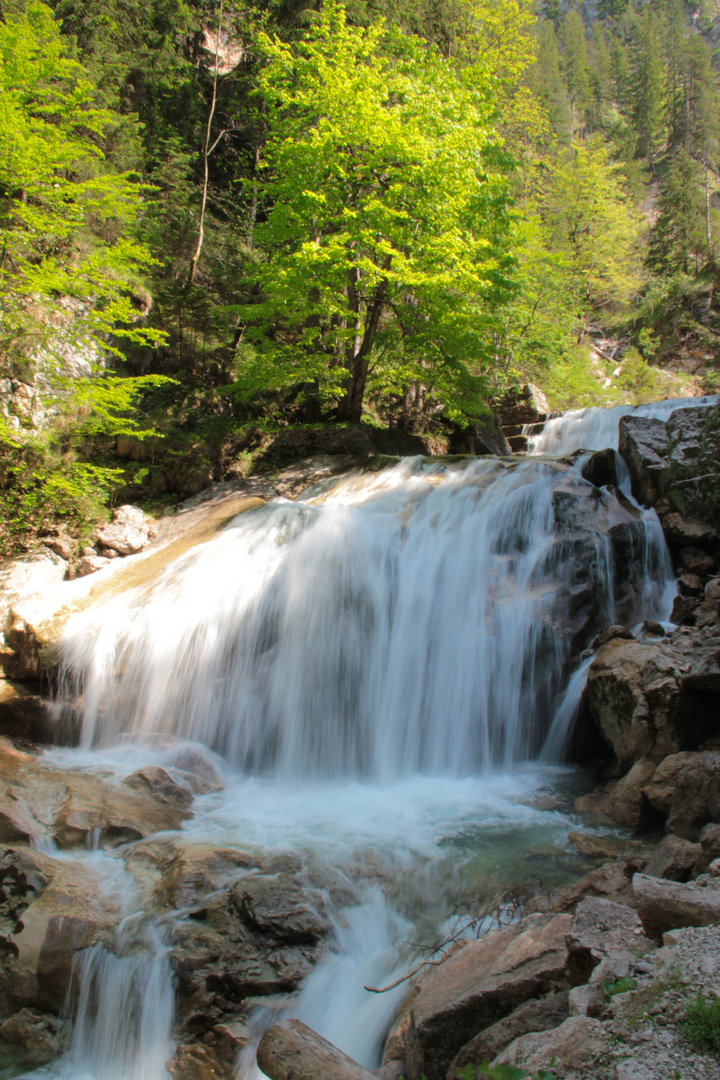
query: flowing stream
[{"left": 15, "top": 400, "right": 693, "bottom": 1080}]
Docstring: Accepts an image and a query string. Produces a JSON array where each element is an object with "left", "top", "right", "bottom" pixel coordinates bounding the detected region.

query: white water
[
  {"left": 26, "top": 450, "right": 679, "bottom": 1080},
  {"left": 528, "top": 394, "right": 718, "bottom": 456}
]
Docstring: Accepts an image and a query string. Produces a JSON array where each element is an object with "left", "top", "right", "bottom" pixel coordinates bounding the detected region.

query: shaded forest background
[{"left": 1, "top": 0, "right": 720, "bottom": 549}]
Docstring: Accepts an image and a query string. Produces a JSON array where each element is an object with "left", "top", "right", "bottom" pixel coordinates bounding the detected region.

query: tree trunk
[
  {"left": 337, "top": 259, "right": 391, "bottom": 422},
  {"left": 188, "top": 0, "right": 223, "bottom": 285}
]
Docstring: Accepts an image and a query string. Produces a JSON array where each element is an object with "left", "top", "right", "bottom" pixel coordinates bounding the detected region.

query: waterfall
[
  {"left": 527, "top": 394, "right": 718, "bottom": 456},
  {"left": 38, "top": 445, "right": 680, "bottom": 1080},
  {"left": 60, "top": 456, "right": 672, "bottom": 777}
]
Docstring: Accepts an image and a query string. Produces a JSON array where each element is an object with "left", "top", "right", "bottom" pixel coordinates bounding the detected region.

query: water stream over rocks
[{"left": 5, "top": 402, "right": 696, "bottom": 1080}]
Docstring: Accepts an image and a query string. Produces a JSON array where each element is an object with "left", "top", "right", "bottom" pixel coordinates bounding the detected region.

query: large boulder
[
  {"left": 633, "top": 871, "right": 720, "bottom": 939},
  {"left": 583, "top": 639, "right": 696, "bottom": 770},
  {"left": 644, "top": 751, "right": 720, "bottom": 840},
  {"left": 619, "top": 404, "right": 720, "bottom": 530},
  {"left": 582, "top": 631, "right": 720, "bottom": 773},
  {"left": 394, "top": 912, "right": 572, "bottom": 1080}
]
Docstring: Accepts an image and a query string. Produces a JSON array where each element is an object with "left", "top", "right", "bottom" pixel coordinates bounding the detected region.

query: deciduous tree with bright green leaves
[
  {"left": 0, "top": 1, "right": 163, "bottom": 385},
  {"left": 234, "top": 0, "right": 520, "bottom": 423}
]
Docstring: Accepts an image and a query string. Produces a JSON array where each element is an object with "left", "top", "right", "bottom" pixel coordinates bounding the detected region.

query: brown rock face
[
  {"left": 0, "top": 846, "right": 117, "bottom": 1015},
  {"left": 170, "top": 863, "right": 336, "bottom": 1038},
  {"left": 447, "top": 992, "right": 569, "bottom": 1079},
  {"left": 643, "top": 834, "right": 702, "bottom": 882},
  {"left": 619, "top": 405, "right": 720, "bottom": 529},
  {"left": 633, "top": 872, "right": 720, "bottom": 939},
  {"left": 644, "top": 752, "right": 720, "bottom": 840},
  {"left": 0, "top": 740, "right": 192, "bottom": 849},
  {"left": 583, "top": 639, "right": 694, "bottom": 770},
  {"left": 399, "top": 912, "right": 571, "bottom": 1080}
]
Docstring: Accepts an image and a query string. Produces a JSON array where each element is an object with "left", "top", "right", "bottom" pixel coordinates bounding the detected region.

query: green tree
[
  {"left": 561, "top": 10, "right": 591, "bottom": 141},
  {"left": 0, "top": 1, "right": 162, "bottom": 380},
  {"left": 236, "top": 0, "right": 518, "bottom": 423},
  {"left": 647, "top": 150, "right": 707, "bottom": 274},
  {"left": 630, "top": 8, "right": 666, "bottom": 167}
]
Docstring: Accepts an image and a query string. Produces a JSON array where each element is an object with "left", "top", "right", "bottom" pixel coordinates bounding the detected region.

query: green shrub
[{"left": 681, "top": 993, "right": 720, "bottom": 1054}]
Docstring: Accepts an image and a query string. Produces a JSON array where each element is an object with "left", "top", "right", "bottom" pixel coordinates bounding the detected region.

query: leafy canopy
[
  {"left": 235, "top": 0, "right": 519, "bottom": 421},
  {"left": 0, "top": 0, "right": 163, "bottom": 377}
]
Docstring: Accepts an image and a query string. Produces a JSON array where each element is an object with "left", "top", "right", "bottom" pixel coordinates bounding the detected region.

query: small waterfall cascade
[
  {"left": 21, "top": 854, "right": 175, "bottom": 1080},
  {"left": 61, "top": 455, "right": 674, "bottom": 777},
  {"left": 39, "top": 442, "right": 682, "bottom": 1080},
  {"left": 527, "top": 394, "right": 718, "bottom": 456}
]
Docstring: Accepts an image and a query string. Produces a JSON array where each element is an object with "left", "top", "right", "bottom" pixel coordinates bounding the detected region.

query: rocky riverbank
[{"left": 0, "top": 398, "right": 718, "bottom": 1079}]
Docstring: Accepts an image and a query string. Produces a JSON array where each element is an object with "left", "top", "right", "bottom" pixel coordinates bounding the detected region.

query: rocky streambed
[{"left": 0, "top": 398, "right": 718, "bottom": 1080}]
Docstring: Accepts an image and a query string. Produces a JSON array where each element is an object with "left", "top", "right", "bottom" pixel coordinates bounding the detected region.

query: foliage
[
  {"left": 603, "top": 975, "right": 638, "bottom": 1001},
  {"left": 458, "top": 1062, "right": 557, "bottom": 1079},
  {"left": 681, "top": 993, "right": 720, "bottom": 1053},
  {"left": 235, "top": 0, "right": 519, "bottom": 422},
  {"left": 0, "top": 1, "right": 163, "bottom": 375}
]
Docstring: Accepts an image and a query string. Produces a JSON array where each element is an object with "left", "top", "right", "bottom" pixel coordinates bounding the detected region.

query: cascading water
[
  {"left": 528, "top": 393, "right": 718, "bottom": 456},
  {"left": 26, "top": 441, "right": 678, "bottom": 1080}
]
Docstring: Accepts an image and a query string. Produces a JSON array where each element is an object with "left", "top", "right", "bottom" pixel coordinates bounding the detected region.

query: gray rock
[
  {"left": 397, "top": 912, "right": 571, "bottom": 1080},
  {"left": 644, "top": 751, "right": 720, "bottom": 840},
  {"left": 447, "top": 992, "right": 569, "bottom": 1078},
  {"left": 565, "top": 897, "right": 652, "bottom": 987}
]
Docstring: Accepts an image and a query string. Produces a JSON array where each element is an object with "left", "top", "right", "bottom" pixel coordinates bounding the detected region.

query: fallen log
[
  {"left": 257, "top": 1018, "right": 378, "bottom": 1080},
  {"left": 633, "top": 872, "right": 720, "bottom": 939}
]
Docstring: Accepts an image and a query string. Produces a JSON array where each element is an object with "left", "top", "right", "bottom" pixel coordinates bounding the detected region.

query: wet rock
[
  {"left": 170, "top": 867, "right": 334, "bottom": 1037},
  {"left": 0, "top": 552, "right": 68, "bottom": 679},
  {"left": 0, "top": 740, "right": 191, "bottom": 849},
  {"left": 661, "top": 512, "right": 715, "bottom": 546},
  {"left": 75, "top": 554, "right": 112, "bottom": 577},
  {"left": 678, "top": 570, "right": 704, "bottom": 596},
  {"left": 643, "top": 834, "right": 702, "bottom": 882},
  {"left": 492, "top": 1014, "right": 605, "bottom": 1073},
  {"left": 161, "top": 745, "right": 225, "bottom": 794},
  {"left": 499, "top": 384, "right": 551, "bottom": 427},
  {"left": 0, "top": 846, "right": 117, "bottom": 1014},
  {"left": 591, "top": 624, "right": 636, "bottom": 649},
  {"left": 125, "top": 767, "right": 194, "bottom": 809},
  {"left": 669, "top": 593, "right": 700, "bottom": 626},
  {"left": 681, "top": 648, "right": 720, "bottom": 694},
  {"left": 123, "top": 838, "right": 260, "bottom": 913},
  {"left": 633, "top": 872, "right": 720, "bottom": 939},
  {"left": 0, "top": 686, "right": 58, "bottom": 745},
  {"left": 96, "top": 505, "right": 154, "bottom": 556},
  {"left": 447, "top": 992, "right": 569, "bottom": 1079},
  {"left": 617, "top": 415, "right": 669, "bottom": 506},
  {"left": 566, "top": 832, "right": 629, "bottom": 859},
  {"left": 580, "top": 448, "right": 618, "bottom": 488},
  {"left": 399, "top": 912, "right": 571, "bottom": 1080},
  {"left": 0, "top": 1007, "right": 66, "bottom": 1064},
  {"left": 644, "top": 751, "right": 720, "bottom": 840},
  {"left": 606, "top": 758, "right": 658, "bottom": 831},
  {"left": 619, "top": 405, "right": 720, "bottom": 529},
  {"left": 681, "top": 546, "right": 715, "bottom": 576},
  {"left": 166, "top": 1042, "right": 234, "bottom": 1080},
  {"left": 565, "top": 897, "right": 652, "bottom": 987},
  {"left": 462, "top": 414, "right": 512, "bottom": 456},
  {"left": 257, "top": 1019, "right": 377, "bottom": 1080}
]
